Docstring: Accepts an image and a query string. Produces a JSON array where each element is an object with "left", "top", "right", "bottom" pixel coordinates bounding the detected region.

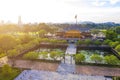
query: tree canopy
[
  {"left": 0, "top": 35, "right": 18, "bottom": 53},
  {"left": 75, "top": 54, "right": 85, "bottom": 63},
  {"left": 90, "top": 54, "right": 103, "bottom": 63},
  {"left": 104, "top": 55, "right": 120, "bottom": 65}
]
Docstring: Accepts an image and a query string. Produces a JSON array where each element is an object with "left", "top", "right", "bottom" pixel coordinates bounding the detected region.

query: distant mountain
[
  {"left": 53, "top": 21, "right": 120, "bottom": 29},
  {"left": 62, "top": 21, "right": 120, "bottom": 25},
  {"left": 79, "top": 21, "right": 95, "bottom": 24},
  {"left": 78, "top": 21, "right": 120, "bottom": 28},
  {"left": 79, "top": 21, "right": 120, "bottom": 25}
]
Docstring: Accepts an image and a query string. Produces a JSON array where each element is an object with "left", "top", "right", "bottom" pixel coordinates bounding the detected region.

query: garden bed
[{"left": 75, "top": 50, "right": 120, "bottom": 66}]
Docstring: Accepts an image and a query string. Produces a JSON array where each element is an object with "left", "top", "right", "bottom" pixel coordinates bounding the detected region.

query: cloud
[
  {"left": 90, "top": 0, "right": 120, "bottom": 7},
  {"left": 0, "top": 0, "right": 120, "bottom": 23},
  {"left": 92, "top": 0, "right": 106, "bottom": 7},
  {"left": 110, "top": 0, "right": 120, "bottom": 5}
]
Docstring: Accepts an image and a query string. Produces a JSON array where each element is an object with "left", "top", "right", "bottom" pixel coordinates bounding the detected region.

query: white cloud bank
[
  {"left": 0, "top": 0, "right": 120, "bottom": 23},
  {"left": 110, "top": 0, "right": 120, "bottom": 5}
]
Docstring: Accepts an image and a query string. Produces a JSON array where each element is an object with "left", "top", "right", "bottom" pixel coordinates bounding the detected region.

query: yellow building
[{"left": 64, "top": 30, "right": 82, "bottom": 38}]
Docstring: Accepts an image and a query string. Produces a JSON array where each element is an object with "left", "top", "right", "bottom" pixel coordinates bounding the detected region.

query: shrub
[
  {"left": 115, "top": 44, "right": 120, "bottom": 52},
  {"left": 94, "top": 40, "right": 101, "bottom": 45},
  {"left": 90, "top": 54, "right": 103, "bottom": 63},
  {"left": 39, "top": 51, "right": 48, "bottom": 59},
  {"left": 8, "top": 49, "right": 18, "bottom": 57},
  {"left": 103, "top": 39, "right": 112, "bottom": 45},
  {"left": 75, "top": 54, "right": 85, "bottom": 63},
  {"left": 50, "top": 51, "right": 63, "bottom": 60},
  {"left": 104, "top": 55, "right": 120, "bottom": 65},
  {"left": 84, "top": 39, "right": 92, "bottom": 45},
  {"left": 109, "top": 41, "right": 119, "bottom": 48},
  {"left": 1, "top": 64, "right": 12, "bottom": 77},
  {"left": 0, "top": 64, "right": 21, "bottom": 80},
  {"left": 23, "top": 51, "right": 39, "bottom": 59}
]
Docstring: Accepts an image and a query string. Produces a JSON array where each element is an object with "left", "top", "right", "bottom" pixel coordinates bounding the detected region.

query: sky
[{"left": 0, "top": 0, "right": 120, "bottom": 23}]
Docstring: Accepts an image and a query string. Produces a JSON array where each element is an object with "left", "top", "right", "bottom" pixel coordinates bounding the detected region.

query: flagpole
[
  {"left": 75, "top": 15, "right": 77, "bottom": 25},
  {"left": 76, "top": 17, "right": 77, "bottom": 25}
]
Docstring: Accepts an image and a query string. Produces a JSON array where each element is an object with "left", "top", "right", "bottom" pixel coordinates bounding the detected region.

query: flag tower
[
  {"left": 18, "top": 16, "right": 22, "bottom": 27},
  {"left": 75, "top": 14, "right": 77, "bottom": 25}
]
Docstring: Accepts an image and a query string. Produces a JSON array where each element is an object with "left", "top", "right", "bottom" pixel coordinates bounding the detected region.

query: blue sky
[{"left": 0, "top": 0, "right": 120, "bottom": 23}]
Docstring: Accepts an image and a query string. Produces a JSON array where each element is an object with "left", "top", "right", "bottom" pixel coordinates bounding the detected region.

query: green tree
[
  {"left": 75, "top": 54, "right": 85, "bottom": 63},
  {"left": 7, "top": 49, "right": 18, "bottom": 67},
  {"left": 115, "top": 26, "right": 120, "bottom": 34},
  {"left": 50, "top": 51, "right": 58, "bottom": 60},
  {"left": 15, "top": 44, "right": 24, "bottom": 53},
  {"left": 103, "top": 39, "right": 112, "bottom": 45},
  {"left": 0, "top": 53, "right": 6, "bottom": 58},
  {"left": 2, "top": 64, "right": 12, "bottom": 77},
  {"left": 0, "top": 35, "right": 18, "bottom": 53},
  {"left": 90, "top": 54, "right": 103, "bottom": 63},
  {"left": 84, "top": 39, "right": 92, "bottom": 45},
  {"left": 19, "top": 34, "right": 34, "bottom": 44},
  {"left": 94, "top": 40, "right": 101, "bottom": 45},
  {"left": 38, "top": 30, "right": 47, "bottom": 37},
  {"left": 50, "top": 39, "right": 58, "bottom": 44},
  {"left": 23, "top": 51, "right": 39, "bottom": 59},
  {"left": 77, "top": 40, "right": 83, "bottom": 45},
  {"left": 118, "top": 52, "right": 120, "bottom": 55},
  {"left": 38, "top": 23, "right": 53, "bottom": 33},
  {"left": 91, "top": 29, "right": 100, "bottom": 34},
  {"left": 113, "top": 76, "right": 120, "bottom": 80},
  {"left": 106, "top": 30, "right": 117, "bottom": 40},
  {"left": 40, "top": 51, "right": 48, "bottom": 59},
  {"left": 109, "top": 41, "right": 119, "bottom": 48},
  {"left": 115, "top": 44, "right": 120, "bottom": 52},
  {"left": 8, "top": 49, "right": 18, "bottom": 57},
  {"left": 104, "top": 55, "right": 120, "bottom": 65},
  {"left": 0, "top": 64, "right": 21, "bottom": 80},
  {"left": 50, "top": 51, "right": 62, "bottom": 60}
]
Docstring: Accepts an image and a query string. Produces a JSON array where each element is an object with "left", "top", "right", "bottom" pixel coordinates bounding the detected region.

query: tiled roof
[{"left": 64, "top": 25, "right": 91, "bottom": 32}]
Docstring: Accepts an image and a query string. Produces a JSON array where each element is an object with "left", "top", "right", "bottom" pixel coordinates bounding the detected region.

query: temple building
[
  {"left": 64, "top": 30, "right": 82, "bottom": 38},
  {"left": 56, "top": 25, "right": 92, "bottom": 38}
]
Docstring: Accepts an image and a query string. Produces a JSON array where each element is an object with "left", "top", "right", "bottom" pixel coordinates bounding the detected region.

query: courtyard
[{"left": 14, "top": 44, "right": 119, "bottom": 80}]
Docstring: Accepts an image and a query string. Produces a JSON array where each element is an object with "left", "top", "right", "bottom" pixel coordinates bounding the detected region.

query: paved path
[
  {"left": 15, "top": 70, "right": 111, "bottom": 80},
  {"left": 65, "top": 44, "right": 76, "bottom": 54},
  {"left": 57, "top": 63, "right": 75, "bottom": 74},
  {"left": 57, "top": 44, "right": 76, "bottom": 74}
]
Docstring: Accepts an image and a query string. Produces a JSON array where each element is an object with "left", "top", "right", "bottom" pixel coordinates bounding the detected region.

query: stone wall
[{"left": 76, "top": 65, "right": 120, "bottom": 76}]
